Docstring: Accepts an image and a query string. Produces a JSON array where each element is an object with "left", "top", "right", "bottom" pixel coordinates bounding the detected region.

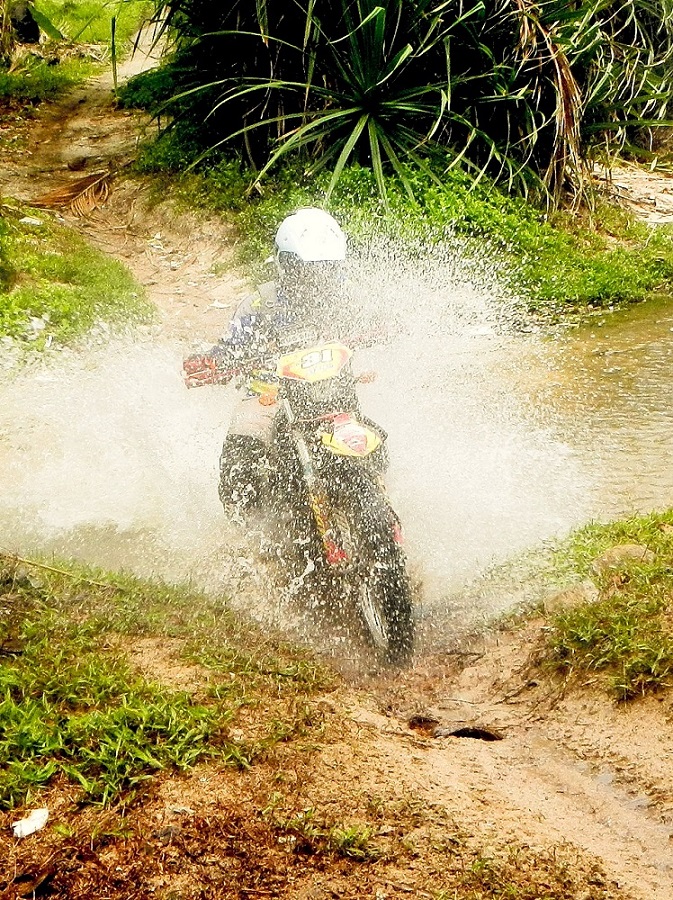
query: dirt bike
[{"left": 185, "top": 337, "right": 415, "bottom": 666}]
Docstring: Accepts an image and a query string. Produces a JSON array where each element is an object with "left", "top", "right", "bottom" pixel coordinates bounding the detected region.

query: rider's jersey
[
  {"left": 227, "top": 281, "right": 280, "bottom": 348},
  {"left": 211, "top": 281, "right": 320, "bottom": 362}
]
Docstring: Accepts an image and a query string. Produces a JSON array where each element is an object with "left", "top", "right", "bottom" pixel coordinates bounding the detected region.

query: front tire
[
  {"left": 331, "top": 469, "right": 414, "bottom": 666},
  {"left": 356, "top": 541, "right": 414, "bottom": 666}
]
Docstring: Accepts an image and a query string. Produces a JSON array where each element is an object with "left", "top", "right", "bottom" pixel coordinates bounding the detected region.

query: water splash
[{"left": 3, "top": 237, "right": 663, "bottom": 657}]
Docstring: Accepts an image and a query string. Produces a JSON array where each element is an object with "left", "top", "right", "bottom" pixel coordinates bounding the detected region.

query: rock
[
  {"left": 13, "top": 565, "right": 44, "bottom": 590},
  {"left": 408, "top": 713, "right": 440, "bottom": 733},
  {"left": 67, "top": 156, "right": 90, "bottom": 172},
  {"left": 153, "top": 825, "right": 180, "bottom": 842},
  {"left": 19, "top": 216, "right": 43, "bottom": 226},
  {"left": 12, "top": 565, "right": 33, "bottom": 589},
  {"left": 591, "top": 544, "right": 656, "bottom": 575},
  {"left": 10, "top": 2, "right": 40, "bottom": 43},
  {"left": 545, "top": 579, "right": 600, "bottom": 613}
]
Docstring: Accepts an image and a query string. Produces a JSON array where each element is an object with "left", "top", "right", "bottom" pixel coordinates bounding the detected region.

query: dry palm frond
[
  {"left": 32, "top": 171, "right": 113, "bottom": 217},
  {"left": 510, "top": 0, "right": 585, "bottom": 202},
  {"left": 0, "top": 2, "right": 13, "bottom": 66}
]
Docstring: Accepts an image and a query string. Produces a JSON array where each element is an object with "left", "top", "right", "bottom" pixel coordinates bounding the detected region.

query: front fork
[{"left": 283, "top": 399, "right": 351, "bottom": 566}]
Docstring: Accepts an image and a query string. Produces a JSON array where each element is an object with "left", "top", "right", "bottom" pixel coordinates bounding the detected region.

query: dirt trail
[
  {"left": 596, "top": 163, "right": 673, "bottom": 224},
  {"left": 2, "top": 27, "right": 247, "bottom": 345},
  {"left": 358, "top": 622, "right": 673, "bottom": 899},
  {"left": 5, "top": 41, "right": 673, "bottom": 900}
]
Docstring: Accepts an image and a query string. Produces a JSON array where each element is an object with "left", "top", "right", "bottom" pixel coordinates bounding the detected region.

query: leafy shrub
[
  {"left": 135, "top": 0, "right": 673, "bottom": 203},
  {"left": 134, "top": 146, "right": 673, "bottom": 310}
]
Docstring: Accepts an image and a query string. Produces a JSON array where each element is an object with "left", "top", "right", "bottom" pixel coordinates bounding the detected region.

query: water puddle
[{"left": 1, "top": 255, "right": 672, "bottom": 657}]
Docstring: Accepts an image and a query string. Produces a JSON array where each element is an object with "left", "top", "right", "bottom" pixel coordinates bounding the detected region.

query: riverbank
[{"left": 4, "top": 521, "right": 673, "bottom": 899}]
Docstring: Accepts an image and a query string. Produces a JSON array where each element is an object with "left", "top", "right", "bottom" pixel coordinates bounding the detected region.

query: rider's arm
[{"left": 182, "top": 286, "right": 274, "bottom": 387}]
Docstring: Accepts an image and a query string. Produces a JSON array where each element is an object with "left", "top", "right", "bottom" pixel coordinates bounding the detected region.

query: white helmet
[{"left": 274, "top": 208, "right": 346, "bottom": 263}]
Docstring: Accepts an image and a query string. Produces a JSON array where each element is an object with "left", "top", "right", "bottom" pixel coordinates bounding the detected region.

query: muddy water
[
  {"left": 1, "top": 292, "right": 672, "bottom": 653},
  {"left": 523, "top": 298, "right": 673, "bottom": 513}
]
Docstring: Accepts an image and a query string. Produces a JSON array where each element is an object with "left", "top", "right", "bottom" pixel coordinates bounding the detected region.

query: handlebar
[
  {"left": 182, "top": 355, "right": 237, "bottom": 388},
  {"left": 183, "top": 351, "right": 272, "bottom": 389}
]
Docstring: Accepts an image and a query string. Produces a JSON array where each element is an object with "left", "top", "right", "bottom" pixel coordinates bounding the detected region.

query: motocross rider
[{"left": 183, "top": 207, "right": 348, "bottom": 510}]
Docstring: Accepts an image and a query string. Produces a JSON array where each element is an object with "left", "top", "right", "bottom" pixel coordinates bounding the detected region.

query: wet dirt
[
  {"left": 365, "top": 623, "right": 673, "bottom": 900},
  {"left": 3, "top": 35, "right": 673, "bottom": 900},
  {"left": 595, "top": 162, "right": 673, "bottom": 224}
]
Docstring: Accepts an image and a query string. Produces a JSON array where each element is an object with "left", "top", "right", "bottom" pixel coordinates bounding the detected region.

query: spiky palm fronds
[{"left": 143, "top": 0, "right": 673, "bottom": 204}]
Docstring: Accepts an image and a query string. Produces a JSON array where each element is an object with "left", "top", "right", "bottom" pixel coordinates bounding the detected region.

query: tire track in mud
[
  {"left": 411, "top": 730, "right": 673, "bottom": 899},
  {"left": 363, "top": 623, "right": 673, "bottom": 900},
  {"left": 349, "top": 714, "right": 673, "bottom": 899}
]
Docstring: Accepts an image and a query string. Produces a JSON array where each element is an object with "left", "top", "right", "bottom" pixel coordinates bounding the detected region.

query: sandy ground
[
  {"left": 4, "top": 39, "right": 673, "bottom": 900},
  {"left": 369, "top": 624, "right": 673, "bottom": 900},
  {"left": 596, "top": 162, "right": 673, "bottom": 224}
]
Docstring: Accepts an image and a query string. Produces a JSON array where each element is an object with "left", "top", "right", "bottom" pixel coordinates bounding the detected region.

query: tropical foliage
[{"left": 139, "top": 0, "right": 673, "bottom": 203}]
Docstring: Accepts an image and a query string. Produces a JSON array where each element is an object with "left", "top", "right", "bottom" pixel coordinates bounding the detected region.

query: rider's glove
[{"left": 183, "top": 353, "right": 231, "bottom": 388}]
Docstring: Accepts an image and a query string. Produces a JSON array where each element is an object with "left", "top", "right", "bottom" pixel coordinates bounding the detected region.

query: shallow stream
[{"left": 1, "top": 273, "right": 672, "bottom": 656}]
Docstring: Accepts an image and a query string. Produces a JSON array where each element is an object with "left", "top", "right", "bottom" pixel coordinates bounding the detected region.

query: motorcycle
[{"left": 185, "top": 336, "right": 414, "bottom": 666}]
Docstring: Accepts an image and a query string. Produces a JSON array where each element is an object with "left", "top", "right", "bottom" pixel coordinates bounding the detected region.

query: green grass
[
  {"left": 0, "top": 582, "right": 238, "bottom": 808},
  {"left": 545, "top": 510, "right": 673, "bottom": 699},
  {"left": 266, "top": 806, "right": 380, "bottom": 861},
  {"left": 0, "top": 552, "right": 333, "bottom": 809},
  {"left": 0, "top": 1, "right": 151, "bottom": 107},
  {"left": 128, "top": 123, "right": 673, "bottom": 314},
  {"left": 37, "top": 0, "right": 150, "bottom": 47},
  {"left": 0, "top": 54, "right": 96, "bottom": 103},
  {"left": 0, "top": 200, "right": 153, "bottom": 344}
]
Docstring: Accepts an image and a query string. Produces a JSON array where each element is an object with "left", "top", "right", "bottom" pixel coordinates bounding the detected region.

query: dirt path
[
  {"left": 5, "top": 45, "right": 673, "bottom": 900},
  {"left": 596, "top": 163, "right": 673, "bottom": 224},
  {"left": 358, "top": 622, "right": 673, "bottom": 899},
  {"left": 2, "top": 27, "right": 247, "bottom": 345}
]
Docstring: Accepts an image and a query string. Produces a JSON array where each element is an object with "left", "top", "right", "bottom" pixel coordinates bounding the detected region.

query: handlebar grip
[{"left": 183, "top": 354, "right": 234, "bottom": 388}]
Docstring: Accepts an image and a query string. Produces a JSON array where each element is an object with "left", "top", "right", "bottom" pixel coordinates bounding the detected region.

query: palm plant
[
  {"left": 0, "top": 1, "right": 15, "bottom": 67},
  {"left": 144, "top": 0, "right": 673, "bottom": 204}
]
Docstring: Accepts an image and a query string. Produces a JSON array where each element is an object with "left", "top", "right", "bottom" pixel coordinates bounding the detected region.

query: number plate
[{"left": 277, "top": 342, "right": 353, "bottom": 383}]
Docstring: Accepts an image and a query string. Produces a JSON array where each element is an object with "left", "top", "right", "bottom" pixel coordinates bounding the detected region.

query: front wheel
[
  {"left": 356, "top": 545, "right": 414, "bottom": 666},
  {"left": 331, "top": 469, "right": 414, "bottom": 666}
]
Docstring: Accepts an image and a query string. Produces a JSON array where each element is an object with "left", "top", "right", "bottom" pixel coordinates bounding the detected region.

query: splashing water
[
  {"left": 343, "top": 239, "right": 591, "bottom": 618},
  {"left": 2, "top": 239, "right": 671, "bottom": 657}
]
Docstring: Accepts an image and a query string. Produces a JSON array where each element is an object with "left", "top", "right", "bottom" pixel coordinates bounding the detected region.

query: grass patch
[
  {"left": 0, "top": 200, "right": 153, "bottom": 344},
  {"left": 0, "top": 552, "right": 334, "bottom": 809},
  {"left": 0, "top": 53, "right": 96, "bottom": 104},
  {"left": 125, "top": 118, "right": 673, "bottom": 314},
  {"left": 545, "top": 510, "right": 673, "bottom": 699},
  {"left": 37, "top": 0, "right": 150, "bottom": 47},
  {"left": 0, "top": 1, "right": 151, "bottom": 108}
]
